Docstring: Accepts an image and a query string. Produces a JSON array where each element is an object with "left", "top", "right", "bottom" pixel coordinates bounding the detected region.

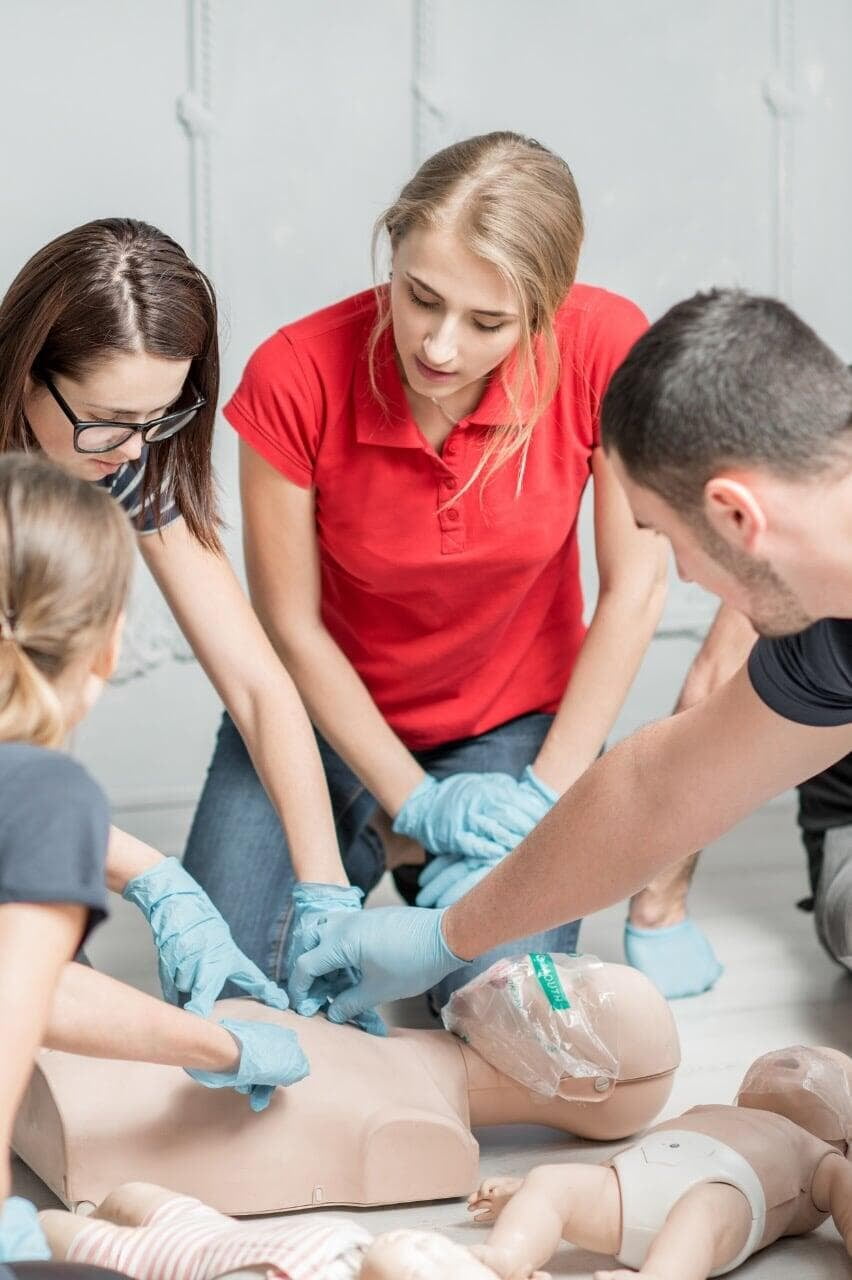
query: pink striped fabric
[{"left": 65, "top": 1194, "right": 372, "bottom": 1280}]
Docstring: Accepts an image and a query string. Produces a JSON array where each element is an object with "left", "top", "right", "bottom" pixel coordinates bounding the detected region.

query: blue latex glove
[
  {"left": 416, "top": 852, "right": 499, "bottom": 908},
  {"left": 284, "top": 883, "right": 386, "bottom": 1036},
  {"left": 185, "top": 1016, "right": 309, "bottom": 1112},
  {"left": 624, "top": 918, "right": 724, "bottom": 999},
  {"left": 393, "top": 772, "right": 529, "bottom": 857},
  {"left": 290, "top": 905, "right": 464, "bottom": 1028},
  {"left": 0, "top": 1197, "right": 51, "bottom": 1262},
  {"left": 123, "top": 857, "right": 289, "bottom": 1017},
  {"left": 469, "top": 765, "right": 558, "bottom": 848},
  {"left": 415, "top": 767, "right": 558, "bottom": 908}
]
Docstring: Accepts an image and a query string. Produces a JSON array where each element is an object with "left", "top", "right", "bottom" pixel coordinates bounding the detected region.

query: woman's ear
[
  {"left": 91, "top": 611, "right": 126, "bottom": 681},
  {"left": 703, "top": 476, "right": 767, "bottom": 553}
]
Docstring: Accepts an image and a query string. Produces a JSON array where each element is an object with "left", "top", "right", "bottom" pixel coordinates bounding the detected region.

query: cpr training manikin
[{"left": 15, "top": 956, "right": 679, "bottom": 1214}]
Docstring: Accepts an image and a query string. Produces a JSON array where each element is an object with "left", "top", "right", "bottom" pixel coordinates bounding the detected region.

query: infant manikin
[
  {"left": 457, "top": 1044, "right": 852, "bottom": 1280},
  {"left": 14, "top": 956, "right": 680, "bottom": 1215}
]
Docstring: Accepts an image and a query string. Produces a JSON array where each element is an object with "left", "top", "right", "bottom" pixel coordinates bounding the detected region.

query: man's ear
[
  {"left": 91, "top": 611, "right": 126, "bottom": 681},
  {"left": 703, "top": 476, "right": 767, "bottom": 552}
]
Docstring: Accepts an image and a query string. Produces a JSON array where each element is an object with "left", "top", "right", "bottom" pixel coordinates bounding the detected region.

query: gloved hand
[
  {"left": 0, "top": 1197, "right": 51, "bottom": 1262},
  {"left": 393, "top": 772, "right": 529, "bottom": 858},
  {"left": 469, "top": 765, "right": 558, "bottom": 848},
  {"left": 284, "top": 883, "right": 386, "bottom": 1036},
  {"left": 290, "top": 905, "right": 465, "bottom": 1029},
  {"left": 123, "top": 857, "right": 289, "bottom": 1017},
  {"left": 185, "top": 1016, "right": 309, "bottom": 1112},
  {"left": 416, "top": 852, "right": 499, "bottom": 909},
  {"left": 624, "top": 918, "right": 724, "bottom": 999},
  {"left": 415, "top": 767, "right": 558, "bottom": 908}
]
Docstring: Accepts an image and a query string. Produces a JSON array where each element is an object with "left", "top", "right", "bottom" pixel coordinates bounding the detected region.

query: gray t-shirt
[
  {"left": 748, "top": 619, "right": 852, "bottom": 726},
  {"left": 99, "top": 445, "right": 180, "bottom": 534},
  {"left": 0, "top": 744, "right": 110, "bottom": 943}
]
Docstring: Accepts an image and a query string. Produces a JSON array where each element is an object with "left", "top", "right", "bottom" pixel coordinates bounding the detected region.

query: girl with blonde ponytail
[
  {"left": 0, "top": 455, "right": 310, "bottom": 1270},
  {"left": 186, "top": 130, "right": 669, "bottom": 1018}
]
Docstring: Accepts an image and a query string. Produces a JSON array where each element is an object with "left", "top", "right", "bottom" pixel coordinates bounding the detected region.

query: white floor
[{"left": 13, "top": 799, "right": 852, "bottom": 1277}]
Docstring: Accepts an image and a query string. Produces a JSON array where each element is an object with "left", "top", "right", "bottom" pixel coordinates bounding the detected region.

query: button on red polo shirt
[{"left": 225, "top": 285, "right": 647, "bottom": 750}]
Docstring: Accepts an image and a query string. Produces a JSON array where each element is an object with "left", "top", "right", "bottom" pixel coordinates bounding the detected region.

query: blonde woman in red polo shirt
[{"left": 185, "top": 131, "right": 671, "bottom": 1019}]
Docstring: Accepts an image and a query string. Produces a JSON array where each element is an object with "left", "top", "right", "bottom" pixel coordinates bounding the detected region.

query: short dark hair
[{"left": 601, "top": 289, "right": 852, "bottom": 511}]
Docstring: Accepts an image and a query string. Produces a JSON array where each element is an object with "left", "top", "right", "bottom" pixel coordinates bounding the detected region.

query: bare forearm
[
  {"left": 534, "top": 582, "right": 666, "bottom": 792},
  {"left": 271, "top": 622, "right": 425, "bottom": 816},
  {"left": 105, "top": 825, "right": 163, "bottom": 894},
  {"left": 228, "top": 670, "right": 347, "bottom": 883},
  {"left": 443, "top": 667, "right": 852, "bottom": 959},
  {"left": 45, "top": 964, "right": 239, "bottom": 1071}
]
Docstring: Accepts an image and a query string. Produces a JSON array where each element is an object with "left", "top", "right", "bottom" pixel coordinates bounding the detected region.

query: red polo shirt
[{"left": 225, "top": 285, "right": 647, "bottom": 750}]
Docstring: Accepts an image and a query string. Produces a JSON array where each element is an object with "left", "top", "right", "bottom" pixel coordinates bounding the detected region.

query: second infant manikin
[{"left": 14, "top": 955, "right": 679, "bottom": 1214}]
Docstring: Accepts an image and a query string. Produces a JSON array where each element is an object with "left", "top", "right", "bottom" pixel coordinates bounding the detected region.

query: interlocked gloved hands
[
  {"left": 290, "top": 905, "right": 465, "bottom": 1029},
  {"left": 393, "top": 771, "right": 533, "bottom": 858},
  {"left": 415, "top": 767, "right": 558, "bottom": 909},
  {"left": 123, "top": 857, "right": 289, "bottom": 1017},
  {"left": 623, "top": 917, "right": 724, "bottom": 999},
  {"left": 185, "top": 1016, "right": 309, "bottom": 1112},
  {"left": 284, "top": 883, "right": 386, "bottom": 1036},
  {"left": 0, "top": 1197, "right": 51, "bottom": 1262}
]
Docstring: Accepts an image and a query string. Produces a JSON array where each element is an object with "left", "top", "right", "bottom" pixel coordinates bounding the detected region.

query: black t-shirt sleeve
[
  {"left": 0, "top": 746, "right": 110, "bottom": 944},
  {"left": 748, "top": 618, "right": 852, "bottom": 726}
]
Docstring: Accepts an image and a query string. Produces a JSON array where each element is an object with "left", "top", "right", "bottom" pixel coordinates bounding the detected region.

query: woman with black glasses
[{"left": 0, "top": 218, "right": 341, "bottom": 1038}]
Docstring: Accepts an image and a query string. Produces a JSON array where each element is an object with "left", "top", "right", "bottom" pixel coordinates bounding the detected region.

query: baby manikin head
[
  {"left": 444, "top": 953, "right": 680, "bottom": 1099},
  {"left": 360, "top": 1229, "right": 497, "bottom": 1280},
  {"left": 736, "top": 1045, "right": 852, "bottom": 1150}
]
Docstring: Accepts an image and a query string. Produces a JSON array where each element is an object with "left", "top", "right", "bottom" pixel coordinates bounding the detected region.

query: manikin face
[
  {"left": 360, "top": 1229, "right": 500, "bottom": 1280},
  {"left": 609, "top": 451, "right": 813, "bottom": 638},
  {"left": 25, "top": 351, "right": 192, "bottom": 484},
  {"left": 390, "top": 223, "right": 522, "bottom": 419}
]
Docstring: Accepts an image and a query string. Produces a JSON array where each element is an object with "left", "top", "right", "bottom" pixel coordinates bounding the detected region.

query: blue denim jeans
[{"left": 183, "top": 710, "right": 580, "bottom": 1008}]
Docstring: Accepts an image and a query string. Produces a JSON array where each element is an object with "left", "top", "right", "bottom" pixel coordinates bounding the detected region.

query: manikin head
[
  {"left": 445, "top": 954, "right": 680, "bottom": 1101},
  {"left": 371, "top": 130, "right": 583, "bottom": 499},
  {"left": 736, "top": 1044, "right": 852, "bottom": 1150},
  {"left": 0, "top": 452, "right": 134, "bottom": 745},
  {"left": 601, "top": 290, "right": 852, "bottom": 636},
  {"left": 0, "top": 217, "right": 221, "bottom": 550}
]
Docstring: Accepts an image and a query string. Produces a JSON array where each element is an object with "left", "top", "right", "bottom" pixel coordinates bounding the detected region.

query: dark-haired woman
[{"left": 0, "top": 218, "right": 343, "bottom": 1013}]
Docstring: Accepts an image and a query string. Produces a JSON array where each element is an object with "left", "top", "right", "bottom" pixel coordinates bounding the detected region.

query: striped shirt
[
  {"left": 66, "top": 1194, "right": 371, "bottom": 1280},
  {"left": 99, "top": 446, "right": 180, "bottom": 534}
]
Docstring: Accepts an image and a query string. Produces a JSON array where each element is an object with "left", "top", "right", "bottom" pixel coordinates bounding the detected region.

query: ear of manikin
[
  {"left": 91, "top": 610, "right": 126, "bottom": 681},
  {"left": 702, "top": 475, "right": 767, "bottom": 553}
]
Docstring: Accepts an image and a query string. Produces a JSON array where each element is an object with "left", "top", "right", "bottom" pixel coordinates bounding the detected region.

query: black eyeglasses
[{"left": 42, "top": 375, "right": 206, "bottom": 455}]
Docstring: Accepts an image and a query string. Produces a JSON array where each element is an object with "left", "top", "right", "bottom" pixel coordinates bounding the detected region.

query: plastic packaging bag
[
  {"left": 442, "top": 952, "right": 619, "bottom": 1098},
  {"left": 736, "top": 1045, "right": 852, "bottom": 1145}
]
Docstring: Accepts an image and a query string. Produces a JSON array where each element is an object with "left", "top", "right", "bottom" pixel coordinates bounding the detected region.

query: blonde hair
[
  {"left": 0, "top": 453, "right": 134, "bottom": 747},
  {"left": 369, "top": 131, "right": 584, "bottom": 498}
]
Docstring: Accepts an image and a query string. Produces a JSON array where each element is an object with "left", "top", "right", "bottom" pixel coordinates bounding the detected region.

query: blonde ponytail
[{"left": 0, "top": 453, "right": 134, "bottom": 747}]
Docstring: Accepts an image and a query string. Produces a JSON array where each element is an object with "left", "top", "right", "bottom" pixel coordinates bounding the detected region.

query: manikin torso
[{"left": 14, "top": 965, "right": 680, "bottom": 1216}]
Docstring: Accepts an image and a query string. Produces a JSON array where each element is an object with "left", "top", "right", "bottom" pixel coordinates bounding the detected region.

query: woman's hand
[
  {"left": 0, "top": 1197, "right": 51, "bottom": 1263},
  {"left": 123, "top": 857, "right": 289, "bottom": 1015},
  {"left": 284, "top": 883, "right": 386, "bottom": 1035},
  {"left": 393, "top": 771, "right": 546, "bottom": 857},
  {"left": 185, "top": 1018, "right": 309, "bottom": 1113}
]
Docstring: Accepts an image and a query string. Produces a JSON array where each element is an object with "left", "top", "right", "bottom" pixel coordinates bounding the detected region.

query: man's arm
[{"left": 443, "top": 664, "right": 852, "bottom": 958}]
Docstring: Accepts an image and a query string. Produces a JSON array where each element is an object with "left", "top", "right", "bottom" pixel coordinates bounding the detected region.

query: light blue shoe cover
[{"left": 624, "top": 917, "right": 723, "bottom": 999}]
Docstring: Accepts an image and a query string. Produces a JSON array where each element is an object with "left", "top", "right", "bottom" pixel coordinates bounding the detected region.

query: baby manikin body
[
  {"left": 14, "top": 958, "right": 679, "bottom": 1215},
  {"left": 463, "top": 1045, "right": 852, "bottom": 1280}
]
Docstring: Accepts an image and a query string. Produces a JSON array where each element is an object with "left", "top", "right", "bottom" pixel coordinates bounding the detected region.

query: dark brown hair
[{"left": 0, "top": 218, "right": 221, "bottom": 549}]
